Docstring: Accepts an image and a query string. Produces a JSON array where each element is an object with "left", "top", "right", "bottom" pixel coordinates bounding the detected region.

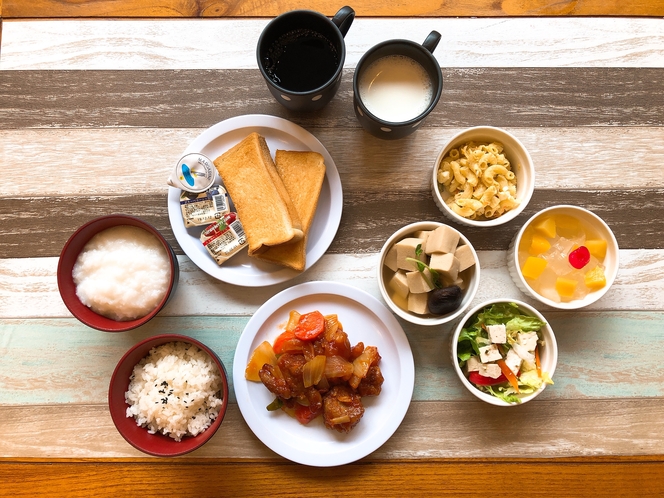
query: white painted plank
[
  {"left": 1, "top": 400, "right": 663, "bottom": 459},
  {"left": 2, "top": 127, "right": 664, "bottom": 198},
  {"left": 1, "top": 18, "right": 663, "bottom": 70},
  {"left": 0, "top": 249, "right": 661, "bottom": 319}
]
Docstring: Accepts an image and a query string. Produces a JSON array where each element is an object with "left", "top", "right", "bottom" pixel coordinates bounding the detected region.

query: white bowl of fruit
[{"left": 508, "top": 205, "right": 619, "bottom": 309}]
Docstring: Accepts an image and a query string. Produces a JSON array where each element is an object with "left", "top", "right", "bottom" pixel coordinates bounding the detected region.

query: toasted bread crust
[
  {"left": 252, "top": 150, "right": 326, "bottom": 271},
  {"left": 213, "top": 133, "right": 303, "bottom": 255}
]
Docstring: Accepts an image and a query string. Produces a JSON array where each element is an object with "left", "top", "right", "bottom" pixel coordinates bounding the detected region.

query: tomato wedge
[
  {"left": 496, "top": 359, "right": 520, "bottom": 393},
  {"left": 294, "top": 404, "right": 322, "bottom": 425},
  {"left": 293, "top": 311, "right": 326, "bottom": 341},
  {"left": 468, "top": 370, "right": 508, "bottom": 386}
]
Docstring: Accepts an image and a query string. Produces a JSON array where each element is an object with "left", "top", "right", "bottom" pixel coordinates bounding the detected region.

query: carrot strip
[
  {"left": 535, "top": 346, "right": 542, "bottom": 378},
  {"left": 496, "top": 359, "right": 520, "bottom": 393}
]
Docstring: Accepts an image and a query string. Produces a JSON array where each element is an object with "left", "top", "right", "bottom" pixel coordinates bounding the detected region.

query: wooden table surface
[{"left": 1, "top": 0, "right": 663, "bottom": 496}]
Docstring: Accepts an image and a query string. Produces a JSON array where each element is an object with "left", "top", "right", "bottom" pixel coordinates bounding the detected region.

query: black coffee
[{"left": 263, "top": 29, "right": 339, "bottom": 92}]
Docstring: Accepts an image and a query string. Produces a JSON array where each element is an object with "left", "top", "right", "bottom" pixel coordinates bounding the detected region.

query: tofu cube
[
  {"left": 479, "top": 344, "right": 502, "bottom": 363},
  {"left": 384, "top": 244, "right": 399, "bottom": 272},
  {"left": 406, "top": 269, "right": 435, "bottom": 294},
  {"left": 454, "top": 244, "right": 476, "bottom": 271},
  {"left": 396, "top": 237, "right": 427, "bottom": 271},
  {"left": 517, "top": 331, "right": 539, "bottom": 352},
  {"left": 413, "top": 230, "right": 432, "bottom": 247},
  {"left": 465, "top": 355, "right": 481, "bottom": 373},
  {"left": 425, "top": 225, "right": 460, "bottom": 255},
  {"left": 407, "top": 291, "right": 429, "bottom": 315},
  {"left": 504, "top": 348, "right": 522, "bottom": 375},
  {"left": 429, "top": 253, "right": 460, "bottom": 281},
  {"left": 451, "top": 276, "right": 467, "bottom": 290},
  {"left": 486, "top": 324, "right": 507, "bottom": 344},
  {"left": 478, "top": 363, "right": 503, "bottom": 379},
  {"left": 388, "top": 271, "right": 409, "bottom": 300}
]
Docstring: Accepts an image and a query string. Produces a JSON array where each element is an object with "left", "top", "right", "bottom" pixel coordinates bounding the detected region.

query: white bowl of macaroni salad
[{"left": 432, "top": 126, "right": 535, "bottom": 227}]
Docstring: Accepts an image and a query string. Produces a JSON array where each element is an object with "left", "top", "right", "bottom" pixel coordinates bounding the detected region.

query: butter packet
[
  {"left": 180, "top": 185, "right": 230, "bottom": 227},
  {"left": 201, "top": 212, "right": 248, "bottom": 265}
]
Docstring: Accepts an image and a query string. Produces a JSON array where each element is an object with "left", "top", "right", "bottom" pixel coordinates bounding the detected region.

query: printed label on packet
[
  {"left": 180, "top": 185, "right": 230, "bottom": 227},
  {"left": 200, "top": 212, "right": 248, "bottom": 265}
]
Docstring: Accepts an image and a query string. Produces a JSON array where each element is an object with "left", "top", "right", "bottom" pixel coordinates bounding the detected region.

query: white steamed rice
[
  {"left": 125, "top": 341, "right": 223, "bottom": 441},
  {"left": 72, "top": 225, "right": 171, "bottom": 321}
]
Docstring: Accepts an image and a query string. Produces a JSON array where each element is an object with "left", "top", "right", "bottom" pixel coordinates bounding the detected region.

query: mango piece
[
  {"left": 533, "top": 216, "right": 556, "bottom": 238},
  {"left": 555, "top": 277, "right": 578, "bottom": 298},
  {"left": 554, "top": 214, "right": 581, "bottom": 238},
  {"left": 586, "top": 239, "right": 607, "bottom": 259},
  {"left": 584, "top": 266, "right": 607, "bottom": 291},
  {"left": 522, "top": 256, "right": 548, "bottom": 280},
  {"left": 529, "top": 234, "right": 551, "bottom": 255}
]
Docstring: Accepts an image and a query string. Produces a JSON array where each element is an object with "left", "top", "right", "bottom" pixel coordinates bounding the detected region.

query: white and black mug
[
  {"left": 353, "top": 31, "right": 443, "bottom": 139},
  {"left": 257, "top": 6, "right": 355, "bottom": 112}
]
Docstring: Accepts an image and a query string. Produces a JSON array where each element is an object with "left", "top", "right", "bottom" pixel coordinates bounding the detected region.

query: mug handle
[
  {"left": 422, "top": 30, "right": 442, "bottom": 54},
  {"left": 332, "top": 6, "right": 355, "bottom": 37}
]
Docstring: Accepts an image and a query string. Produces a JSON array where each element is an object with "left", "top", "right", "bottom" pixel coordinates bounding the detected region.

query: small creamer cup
[{"left": 167, "top": 153, "right": 217, "bottom": 193}]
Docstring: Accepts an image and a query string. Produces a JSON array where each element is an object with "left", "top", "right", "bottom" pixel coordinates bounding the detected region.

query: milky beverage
[{"left": 358, "top": 55, "right": 433, "bottom": 123}]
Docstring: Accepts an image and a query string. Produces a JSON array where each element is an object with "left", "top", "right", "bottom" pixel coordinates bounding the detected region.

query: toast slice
[
  {"left": 252, "top": 150, "right": 326, "bottom": 271},
  {"left": 213, "top": 133, "right": 303, "bottom": 255}
]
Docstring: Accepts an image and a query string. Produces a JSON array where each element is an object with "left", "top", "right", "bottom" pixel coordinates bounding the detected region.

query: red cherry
[{"left": 569, "top": 246, "right": 590, "bottom": 269}]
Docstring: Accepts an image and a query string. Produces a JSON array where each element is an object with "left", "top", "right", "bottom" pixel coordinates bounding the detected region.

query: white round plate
[
  {"left": 167, "top": 114, "right": 343, "bottom": 286},
  {"left": 233, "top": 281, "right": 415, "bottom": 467}
]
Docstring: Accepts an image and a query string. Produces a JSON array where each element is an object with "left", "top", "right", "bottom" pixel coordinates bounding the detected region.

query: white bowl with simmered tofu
[{"left": 377, "top": 221, "right": 480, "bottom": 326}]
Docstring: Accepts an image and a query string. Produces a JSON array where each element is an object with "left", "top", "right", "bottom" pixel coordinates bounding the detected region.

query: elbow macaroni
[{"left": 436, "top": 141, "right": 519, "bottom": 220}]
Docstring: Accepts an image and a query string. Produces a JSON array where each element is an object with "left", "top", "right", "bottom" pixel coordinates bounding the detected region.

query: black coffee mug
[
  {"left": 257, "top": 6, "right": 355, "bottom": 112},
  {"left": 353, "top": 31, "right": 443, "bottom": 140}
]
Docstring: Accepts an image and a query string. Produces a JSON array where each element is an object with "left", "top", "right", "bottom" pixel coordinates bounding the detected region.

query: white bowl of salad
[{"left": 450, "top": 299, "right": 557, "bottom": 406}]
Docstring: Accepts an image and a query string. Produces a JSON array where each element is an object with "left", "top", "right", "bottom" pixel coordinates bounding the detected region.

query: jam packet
[
  {"left": 201, "top": 212, "right": 248, "bottom": 265},
  {"left": 180, "top": 184, "right": 231, "bottom": 227}
]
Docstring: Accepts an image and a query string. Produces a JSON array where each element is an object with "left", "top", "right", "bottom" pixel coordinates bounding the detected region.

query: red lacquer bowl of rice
[
  {"left": 57, "top": 214, "right": 179, "bottom": 332},
  {"left": 109, "top": 334, "right": 229, "bottom": 457}
]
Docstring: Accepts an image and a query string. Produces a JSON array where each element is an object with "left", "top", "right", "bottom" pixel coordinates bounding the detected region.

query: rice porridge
[{"left": 72, "top": 225, "right": 171, "bottom": 321}]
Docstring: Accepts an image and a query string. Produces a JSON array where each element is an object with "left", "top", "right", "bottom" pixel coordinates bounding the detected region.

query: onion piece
[
  {"left": 324, "top": 355, "right": 354, "bottom": 379},
  {"left": 286, "top": 310, "right": 301, "bottom": 332},
  {"left": 302, "top": 355, "right": 326, "bottom": 388}
]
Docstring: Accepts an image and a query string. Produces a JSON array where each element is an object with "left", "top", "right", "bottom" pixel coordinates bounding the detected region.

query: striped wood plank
[
  {"left": 2, "top": 127, "right": 664, "bottom": 198},
  {"left": 1, "top": 189, "right": 662, "bottom": 258},
  {"left": 2, "top": 69, "right": 663, "bottom": 129},
  {"left": 1, "top": 312, "right": 663, "bottom": 406},
  {"left": 1, "top": 249, "right": 662, "bottom": 320},
  {"left": 2, "top": 18, "right": 663, "bottom": 70},
  {"left": 3, "top": 0, "right": 664, "bottom": 18},
  {"left": 2, "top": 399, "right": 664, "bottom": 459}
]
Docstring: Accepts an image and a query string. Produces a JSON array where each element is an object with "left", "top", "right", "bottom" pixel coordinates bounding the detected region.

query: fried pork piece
[
  {"left": 259, "top": 353, "right": 322, "bottom": 412},
  {"left": 357, "top": 365, "right": 384, "bottom": 397},
  {"left": 323, "top": 385, "right": 365, "bottom": 433}
]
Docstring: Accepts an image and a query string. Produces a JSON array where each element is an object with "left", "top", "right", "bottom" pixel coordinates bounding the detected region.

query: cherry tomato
[
  {"left": 468, "top": 370, "right": 508, "bottom": 386},
  {"left": 293, "top": 311, "right": 326, "bottom": 341}
]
